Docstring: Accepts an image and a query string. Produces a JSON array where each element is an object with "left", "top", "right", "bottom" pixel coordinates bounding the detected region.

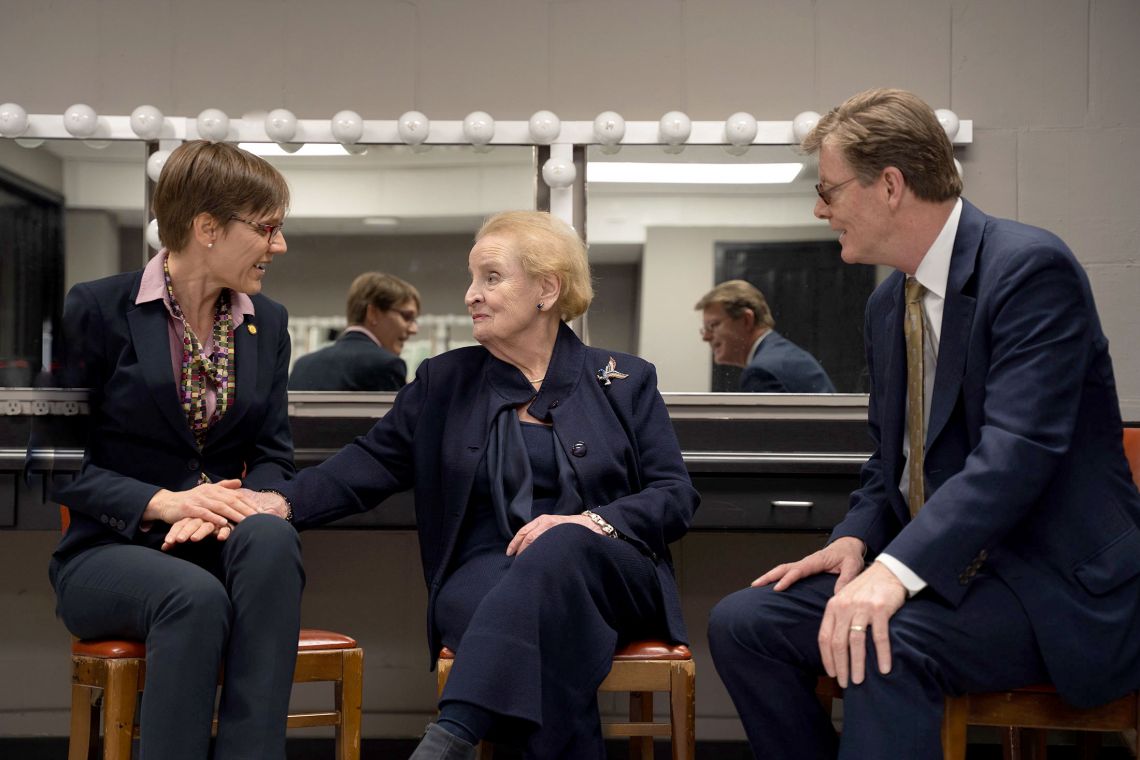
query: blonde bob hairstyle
[
  {"left": 153, "top": 140, "right": 291, "bottom": 252},
  {"left": 475, "top": 211, "right": 594, "bottom": 322}
]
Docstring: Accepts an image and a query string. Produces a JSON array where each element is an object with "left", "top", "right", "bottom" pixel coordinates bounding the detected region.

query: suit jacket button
[
  {"left": 187, "top": 459, "right": 199, "bottom": 471},
  {"left": 117, "top": 519, "right": 126, "bottom": 530},
  {"left": 100, "top": 514, "right": 109, "bottom": 524},
  {"left": 571, "top": 441, "right": 587, "bottom": 457}
]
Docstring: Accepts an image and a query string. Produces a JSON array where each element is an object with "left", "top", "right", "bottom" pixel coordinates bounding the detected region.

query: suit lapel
[
  {"left": 879, "top": 274, "right": 907, "bottom": 480},
  {"left": 927, "top": 201, "right": 982, "bottom": 448},
  {"left": 126, "top": 300, "right": 196, "bottom": 448}
]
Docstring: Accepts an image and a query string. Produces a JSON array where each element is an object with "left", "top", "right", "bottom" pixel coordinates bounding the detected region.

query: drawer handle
[{"left": 771, "top": 500, "right": 814, "bottom": 508}]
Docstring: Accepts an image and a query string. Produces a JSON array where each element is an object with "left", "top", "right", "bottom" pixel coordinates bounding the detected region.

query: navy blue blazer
[
  {"left": 51, "top": 270, "right": 295, "bottom": 564},
  {"left": 741, "top": 330, "right": 836, "bottom": 393},
  {"left": 288, "top": 330, "right": 407, "bottom": 391},
  {"left": 276, "top": 322, "right": 700, "bottom": 659},
  {"left": 831, "top": 199, "right": 1140, "bottom": 707}
]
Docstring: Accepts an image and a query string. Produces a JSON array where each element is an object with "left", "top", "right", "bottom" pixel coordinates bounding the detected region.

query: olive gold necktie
[{"left": 904, "top": 277, "right": 927, "bottom": 517}]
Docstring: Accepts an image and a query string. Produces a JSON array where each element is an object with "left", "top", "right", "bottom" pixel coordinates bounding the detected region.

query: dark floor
[{"left": 0, "top": 738, "right": 1134, "bottom": 759}]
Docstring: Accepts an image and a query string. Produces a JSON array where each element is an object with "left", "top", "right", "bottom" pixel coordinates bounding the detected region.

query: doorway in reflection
[
  {"left": 585, "top": 144, "right": 866, "bottom": 393},
  {"left": 0, "top": 167, "right": 64, "bottom": 387},
  {"left": 713, "top": 240, "right": 873, "bottom": 393}
]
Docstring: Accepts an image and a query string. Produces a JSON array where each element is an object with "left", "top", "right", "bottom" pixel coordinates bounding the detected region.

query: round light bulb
[
  {"left": 277, "top": 142, "right": 303, "bottom": 154},
  {"left": 146, "top": 150, "right": 172, "bottom": 183},
  {"left": 462, "top": 111, "right": 495, "bottom": 146},
  {"left": 196, "top": 109, "right": 230, "bottom": 142},
  {"left": 129, "top": 105, "right": 164, "bottom": 140},
  {"left": 397, "top": 111, "right": 430, "bottom": 145},
  {"left": 593, "top": 111, "right": 626, "bottom": 147},
  {"left": 936, "top": 108, "right": 960, "bottom": 140},
  {"left": 264, "top": 109, "right": 298, "bottom": 143},
  {"left": 528, "top": 110, "right": 561, "bottom": 144},
  {"left": 658, "top": 111, "right": 691, "bottom": 146},
  {"left": 342, "top": 143, "right": 369, "bottom": 156},
  {"left": 14, "top": 137, "right": 44, "bottom": 149},
  {"left": 725, "top": 112, "right": 758, "bottom": 147},
  {"left": 63, "top": 104, "right": 99, "bottom": 138},
  {"left": 0, "top": 102, "right": 29, "bottom": 137},
  {"left": 330, "top": 110, "right": 364, "bottom": 144},
  {"left": 541, "top": 158, "right": 577, "bottom": 189},
  {"left": 792, "top": 111, "right": 820, "bottom": 143},
  {"left": 146, "top": 218, "right": 162, "bottom": 250}
]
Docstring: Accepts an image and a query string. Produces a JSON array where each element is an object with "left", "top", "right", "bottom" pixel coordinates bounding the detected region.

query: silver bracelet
[
  {"left": 582, "top": 509, "right": 618, "bottom": 538},
  {"left": 260, "top": 490, "right": 293, "bottom": 522}
]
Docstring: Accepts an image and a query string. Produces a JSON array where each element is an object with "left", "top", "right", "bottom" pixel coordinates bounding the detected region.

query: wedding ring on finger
[{"left": 849, "top": 624, "right": 866, "bottom": 633}]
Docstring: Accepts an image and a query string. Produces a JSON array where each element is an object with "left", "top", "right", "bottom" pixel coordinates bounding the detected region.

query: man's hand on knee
[
  {"left": 751, "top": 536, "right": 866, "bottom": 591},
  {"left": 818, "top": 562, "right": 907, "bottom": 688}
]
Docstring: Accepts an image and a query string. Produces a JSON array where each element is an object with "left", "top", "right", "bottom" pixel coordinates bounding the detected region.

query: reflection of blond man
[{"left": 695, "top": 280, "right": 835, "bottom": 393}]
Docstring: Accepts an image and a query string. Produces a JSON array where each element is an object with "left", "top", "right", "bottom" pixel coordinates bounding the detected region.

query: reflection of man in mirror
[
  {"left": 708, "top": 88, "right": 1140, "bottom": 759},
  {"left": 695, "top": 280, "right": 836, "bottom": 393},
  {"left": 289, "top": 272, "right": 420, "bottom": 391}
]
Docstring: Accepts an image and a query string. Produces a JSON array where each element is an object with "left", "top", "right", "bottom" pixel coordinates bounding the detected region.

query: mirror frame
[{"left": 1, "top": 109, "right": 973, "bottom": 409}]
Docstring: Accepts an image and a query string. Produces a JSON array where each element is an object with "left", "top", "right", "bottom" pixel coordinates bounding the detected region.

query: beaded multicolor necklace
[{"left": 163, "top": 253, "right": 236, "bottom": 449}]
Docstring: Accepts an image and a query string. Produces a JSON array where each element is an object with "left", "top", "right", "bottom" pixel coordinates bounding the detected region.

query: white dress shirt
[{"left": 877, "top": 198, "right": 963, "bottom": 596}]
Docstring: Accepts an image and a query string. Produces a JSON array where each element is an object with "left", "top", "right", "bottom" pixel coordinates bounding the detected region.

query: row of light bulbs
[{"left": 0, "top": 102, "right": 964, "bottom": 149}]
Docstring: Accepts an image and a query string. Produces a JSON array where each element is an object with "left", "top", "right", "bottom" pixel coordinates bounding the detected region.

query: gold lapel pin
[{"left": 247, "top": 324, "right": 257, "bottom": 335}]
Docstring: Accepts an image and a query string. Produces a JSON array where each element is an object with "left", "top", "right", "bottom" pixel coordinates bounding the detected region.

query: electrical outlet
[{"left": 31, "top": 400, "right": 51, "bottom": 415}]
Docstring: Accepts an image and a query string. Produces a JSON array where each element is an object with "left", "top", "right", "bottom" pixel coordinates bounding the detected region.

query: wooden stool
[
  {"left": 437, "top": 640, "right": 695, "bottom": 760},
  {"left": 815, "top": 429, "right": 1140, "bottom": 759},
  {"left": 69, "top": 628, "right": 364, "bottom": 760}
]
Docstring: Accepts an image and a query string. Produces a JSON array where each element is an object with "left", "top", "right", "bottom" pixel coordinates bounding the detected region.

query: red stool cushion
[
  {"left": 72, "top": 639, "right": 146, "bottom": 658},
  {"left": 298, "top": 628, "right": 357, "bottom": 650},
  {"left": 440, "top": 640, "right": 692, "bottom": 662},
  {"left": 613, "top": 640, "right": 692, "bottom": 660},
  {"left": 73, "top": 628, "right": 356, "bottom": 659}
]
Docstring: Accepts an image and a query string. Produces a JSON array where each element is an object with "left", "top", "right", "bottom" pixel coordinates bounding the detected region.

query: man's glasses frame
[{"left": 814, "top": 176, "right": 858, "bottom": 206}]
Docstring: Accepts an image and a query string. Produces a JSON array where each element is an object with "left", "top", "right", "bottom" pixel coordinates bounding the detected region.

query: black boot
[{"left": 408, "top": 722, "right": 476, "bottom": 760}]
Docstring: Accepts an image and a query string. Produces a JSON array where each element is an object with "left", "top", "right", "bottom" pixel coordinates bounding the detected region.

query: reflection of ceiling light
[
  {"left": 589, "top": 162, "right": 802, "bottom": 184},
  {"left": 363, "top": 217, "right": 399, "bottom": 226},
  {"left": 238, "top": 142, "right": 356, "bottom": 157}
]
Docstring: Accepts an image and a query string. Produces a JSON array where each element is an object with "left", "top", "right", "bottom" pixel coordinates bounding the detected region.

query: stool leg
[
  {"left": 69, "top": 683, "right": 97, "bottom": 760},
  {"left": 940, "top": 695, "right": 968, "bottom": 760},
  {"left": 629, "top": 691, "right": 654, "bottom": 760},
  {"left": 336, "top": 648, "right": 364, "bottom": 760},
  {"left": 669, "top": 661, "right": 695, "bottom": 760},
  {"left": 101, "top": 659, "right": 139, "bottom": 760}
]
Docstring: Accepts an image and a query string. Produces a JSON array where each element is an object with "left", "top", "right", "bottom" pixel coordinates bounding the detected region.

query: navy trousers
[
  {"left": 708, "top": 571, "right": 1050, "bottom": 759},
  {"left": 434, "top": 523, "right": 668, "bottom": 760},
  {"left": 51, "top": 514, "right": 305, "bottom": 760}
]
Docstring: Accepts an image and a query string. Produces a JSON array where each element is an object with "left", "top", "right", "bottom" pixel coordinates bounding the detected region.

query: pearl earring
[{"left": 207, "top": 242, "right": 214, "bottom": 249}]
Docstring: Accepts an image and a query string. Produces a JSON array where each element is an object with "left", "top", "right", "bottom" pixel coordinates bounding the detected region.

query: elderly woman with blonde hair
[{"left": 252, "top": 210, "right": 699, "bottom": 759}]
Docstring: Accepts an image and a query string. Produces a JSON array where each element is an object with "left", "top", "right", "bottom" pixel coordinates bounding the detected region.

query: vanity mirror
[{"left": 0, "top": 108, "right": 971, "bottom": 399}]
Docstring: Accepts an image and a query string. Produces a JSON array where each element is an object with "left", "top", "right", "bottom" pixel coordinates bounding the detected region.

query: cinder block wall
[{"left": 2, "top": 0, "right": 1137, "bottom": 741}]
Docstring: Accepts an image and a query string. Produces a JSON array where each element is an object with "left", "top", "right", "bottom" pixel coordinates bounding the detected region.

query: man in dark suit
[
  {"left": 708, "top": 88, "right": 1140, "bottom": 758},
  {"left": 696, "top": 280, "right": 836, "bottom": 393},
  {"left": 289, "top": 271, "right": 420, "bottom": 391}
]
